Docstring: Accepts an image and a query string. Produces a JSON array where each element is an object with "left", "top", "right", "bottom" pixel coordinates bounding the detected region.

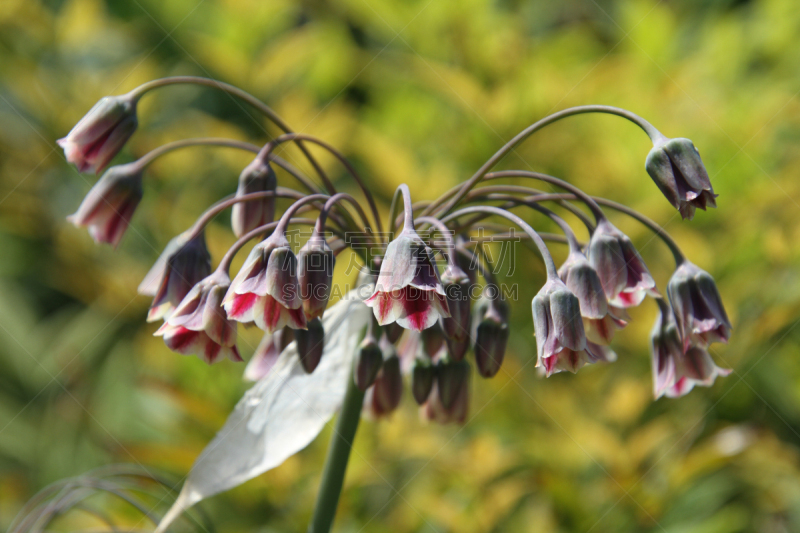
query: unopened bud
[
  {"left": 421, "top": 321, "right": 445, "bottom": 358},
  {"left": 296, "top": 318, "right": 325, "bottom": 373},
  {"left": 411, "top": 357, "right": 435, "bottom": 405},
  {"left": 354, "top": 337, "right": 383, "bottom": 391},
  {"left": 231, "top": 158, "right": 277, "bottom": 238},
  {"left": 474, "top": 317, "right": 509, "bottom": 378},
  {"left": 384, "top": 322, "right": 404, "bottom": 344},
  {"left": 369, "top": 348, "right": 403, "bottom": 417},
  {"left": 437, "top": 358, "right": 469, "bottom": 410},
  {"left": 440, "top": 264, "right": 472, "bottom": 346}
]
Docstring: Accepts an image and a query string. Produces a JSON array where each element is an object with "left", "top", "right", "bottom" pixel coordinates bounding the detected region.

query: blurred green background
[{"left": 2, "top": 0, "right": 800, "bottom": 531}]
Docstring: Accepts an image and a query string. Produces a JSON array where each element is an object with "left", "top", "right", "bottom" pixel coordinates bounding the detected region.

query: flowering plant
[{"left": 59, "top": 76, "right": 730, "bottom": 532}]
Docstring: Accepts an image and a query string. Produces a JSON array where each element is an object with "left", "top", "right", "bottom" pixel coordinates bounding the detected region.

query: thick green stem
[{"left": 308, "top": 373, "right": 365, "bottom": 533}]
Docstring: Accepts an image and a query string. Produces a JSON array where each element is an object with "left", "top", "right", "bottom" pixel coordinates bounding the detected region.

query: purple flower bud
[
  {"left": 472, "top": 285, "right": 510, "bottom": 376},
  {"left": 645, "top": 138, "right": 717, "bottom": 220},
  {"left": 667, "top": 261, "right": 732, "bottom": 351},
  {"left": 446, "top": 334, "right": 471, "bottom": 363},
  {"left": 365, "top": 229, "right": 450, "bottom": 331},
  {"left": 231, "top": 159, "right": 277, "bottom": 238},
  {"left": 365, "top": 348, "right": 403, "bottom": 418},
  {"left": 437, "top": 358, "right": 469, "bottom": 410},
  {"left": 296, "top": 317, "right": 325, "bottom": 373},
  {"left": 244, "top": 327, "right": 294, "bottom": 381},
  {"left": 411, "top": 357, "right": 435, "bottom": 405},
  {"left": 587, "top": 219, "right": 659, "bottom": 308},
  {"left": 423, "top": 360, "right": 470, "bottom": 424},
  {"left": 223, "top": 235, "right": 307, "bottom": 333},
  {"left": 354, "top": 337, "right": 384, "bottom": 391},
  {"left": 67, "top": 163, "right": 143, "bottom": 247},
  {"left": 297, "top": 235, "right": 335, "bottom": 320},
  {"left": 420, "top": 321, "right": 446, "bottom": 359},
  {"left": 383, "top": 322, "right": 404, "bottom": 344},
  {"left": 155, "top": 270, "right": 242, "bottom": 365},
  {"left": 58, "top": 95, "right": 138, "bottom": 174},
  {"left": 141, "top": 231, "right": 211, "bottom": 322},
  {"left": 440, "top": 264, "right": 472, "bottom": 343}
]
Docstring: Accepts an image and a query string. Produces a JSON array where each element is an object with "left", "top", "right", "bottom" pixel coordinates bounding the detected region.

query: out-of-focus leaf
[{"left": 156, "top": 290, "right": 371, "bottom": 532}]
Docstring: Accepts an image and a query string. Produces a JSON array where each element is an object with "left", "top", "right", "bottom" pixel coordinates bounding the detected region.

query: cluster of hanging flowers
[{"left": 62, "top": 77, "right": 732, "bottom": 424}]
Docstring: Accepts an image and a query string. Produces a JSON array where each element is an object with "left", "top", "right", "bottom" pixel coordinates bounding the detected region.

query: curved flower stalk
[{"left": 59, "top": 77, "right": 734, "bottom": 533}]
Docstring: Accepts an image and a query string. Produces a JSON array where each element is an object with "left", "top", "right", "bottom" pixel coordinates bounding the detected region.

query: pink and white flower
[
  {"left": 365, "top": 229, "right": 450, "bottom": 331},
  {"left": 58, "top": 95, "right": 137, "bottom": 174},
  {"left": 667, "top": 261, "right": 732, "bottom": 351},
  {"left": 532, "top": 278, "right": 616, "bottom": 376},
  {"left": 587, "top": 219, "right": 659, "bottom": 308},
  {"left": 223, "top": 235, "right": 307, "bottom": 333},
  {"left": 156, "top": 271, "right": 241, "bottom": 364},
  {"left": 67, "top": 163, "right": 143, "bottom": 247}
]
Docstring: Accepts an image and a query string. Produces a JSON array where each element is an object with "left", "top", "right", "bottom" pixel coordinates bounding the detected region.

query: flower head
[
  {"left": 365, "top": 229, "right": 450, "bottom": 331},
  {"left": 667, "top": 261, "right": 732, "bottom": 350},
  {"left": 297, "top": 235, "right": 335, "bottom": 320},
  {"left": 646, "top": 138, "right": 717, "bottom": 220},
  {"left": 588, "top": 219, "right": 659, "bottom": 308},
  {"left": 231, "top": 158, "right": 277, "bottom": 238},
  {"left": 141, "top": 231, "right": 211, "bottom": 322},
  {"left": 559, "top": 250, "right": 627, "bottom": 344},
  {"left": 59, "top": 95, "right": 138, "bottom": 174},
  {"left": 67, "top": 163, "right": 143, "bottom": 247},
  {"left": 223, "top": 235, "right": 307, "bottom": 333},
  {"left": 156, "top": 270, "right": 241, "bottom": 364}
]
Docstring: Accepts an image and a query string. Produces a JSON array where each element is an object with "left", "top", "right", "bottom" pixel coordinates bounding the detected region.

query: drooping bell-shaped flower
[
  {"left": 156, "top": 270, "right": 242, "bottom": 364},
  {"left": 559, "top": 250, "right": 627, "bottom": 345},
  {"left": 666, "top": 344, "right": 731, "bottom": 398},
  {"left": 532, "top": 278, "right": 616, "bottom": 376},
  {"left": 365, "top": 228, "right": 450, "bottom": 331},
  {"left": 440, "top": 264, "right": 472, "bottom": 353},
  {"left": 141, "top": 231, "right": 211, "bottom": 322},
  {"left": 650, "top": 298, "right": 683, "bottom": 398},
  {"left": 587, "top": 219, "right": 659, "bottom": 308},
  {"left": 223, "top": 235, "right": 307, "bottom": 333},
  {"left": 364, "top": 343, "right": 403, "bottom": 418},
  {"left": 231, "top": 158, "right": 277, "bottom": 238},
  {"left": 473, "top": 285, "right": 510, "bottom": 378},
  {"left": 297, "top": 234, "right": 335, "bottom": 320},
  {"left": 645, "top": 138, "right": 717, "bottom": 220},
  {"left": 67, "top": 163, "right": 143, "bottom": 247},
  {"left": 58, "top": 95, "right": 138, "bottom": 174},
  {"left": 667, "top": 261, "right": 732, "bottom": 350},
  {"left": 295, "top": 317, "right": 325, "bottom": 373},
  {"left": 244, "top": 327, "right": 295, "bottom": 381}
]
